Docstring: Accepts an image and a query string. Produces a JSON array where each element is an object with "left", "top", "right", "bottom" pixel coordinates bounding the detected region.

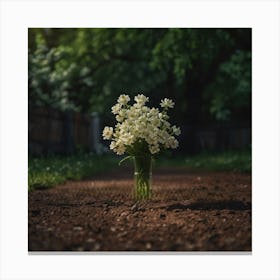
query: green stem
[{"left": 133, "top": 155, "right": 152, "bottom": 200}]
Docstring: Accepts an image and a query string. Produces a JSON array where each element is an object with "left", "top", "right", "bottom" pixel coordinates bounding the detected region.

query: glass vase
[{"left": 133, "top": 155, "right": 152, "bottom": 200}]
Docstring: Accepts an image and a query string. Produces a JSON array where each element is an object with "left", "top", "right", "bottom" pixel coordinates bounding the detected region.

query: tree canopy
[{"left": 28, "top": 28, "right": 251, "bottom": 152}]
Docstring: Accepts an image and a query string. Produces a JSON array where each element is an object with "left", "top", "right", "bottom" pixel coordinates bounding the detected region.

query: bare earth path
[{"left": 28, "top": 166, "right": 251, "bottom": 251}]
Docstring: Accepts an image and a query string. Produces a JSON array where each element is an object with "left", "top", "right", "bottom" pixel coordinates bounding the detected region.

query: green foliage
[
  {"left": 28, "top": 44, "right": 78, "bottom": 111},
  {"left": 28, "top": 151, "right": 251, "bottom": 192},
  {"left": 28, "top": 154, "right": 118, "bottom": 191},
  {"left": 28, "top": 28, "right": 251, "bottom": 125},
  {"left": 151, "top": 29, "right": 194, "bottom": 82},
  {"left": 205, "top": 51, "right": 251, "bottom": 121},
  {"left": 156, "top": 150, "right": 251, "bottom": 172}
]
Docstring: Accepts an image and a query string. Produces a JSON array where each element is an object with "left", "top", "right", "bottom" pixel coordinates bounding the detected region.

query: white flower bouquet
[{"left": 103, "top": 94, "right": 181, "bottom": 200}]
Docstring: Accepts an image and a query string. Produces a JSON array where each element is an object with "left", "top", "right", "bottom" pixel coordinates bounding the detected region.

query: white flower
[
  {"left": 134, "top": 94, "right": 149, "bottom": 105},
  {"left": 149, "top": 145, "right": 160, "bottom": 154},
  {"left": 151, "top": 118, "right": 160, "bottom": 127},
  {"left": 170, "top": 138, "right": 179, "bottom": 149},
  {"left": 102, "top": 126, "right": 113, "bottom": 140},
  {"left": 109, "top": 141, "right": 117, "bottom": 150},
  {"left": 111, "top": 103, "right": 121, "bottom": 114},
  {"left": 116, "top": 109, "right": 126, "bottom": 122},
  {"left": 103, "top": 94, "right": 180, "bottom": 156},
  {"left": 115, "top": 145, "right": 125, "bottom": 155},
  {"left": 117, "top": 94, "right": 130, "bottom": 105},
  {"left": 172, "top": 125, "right": 181, "bottom": 136},
  {"left": 160, "top": 98, "right": 174, "bottom": 109},
  {"left": 164, "top": 136, "right": 179, "bottom": 149},
  {"left": 120, "top": 133, "right": 134, "bottom": 146}
]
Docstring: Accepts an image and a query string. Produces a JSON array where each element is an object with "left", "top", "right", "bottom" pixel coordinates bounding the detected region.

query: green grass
[
  {"left": 155, "top": 150, "right": 251, "bottom": 173},
  {"left": 29, "top": 150, "right": 251, "bottom": 191},
  {"left": 28, "top": 153, "right": 118, "bottom": 191}
]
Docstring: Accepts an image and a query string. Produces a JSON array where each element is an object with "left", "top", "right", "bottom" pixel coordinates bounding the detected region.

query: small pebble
[
  {"left": 146, "top": 242, "right": 152, "bottom": 249},
  {"left": 120, "top": 212, "right": 128, "bottom": 217},
  {"left": 86, "top": 238, "right": 94, "bottom": 243},
  {"left": 94, "top": 243, "right": 101, "bottom": 250},
  {"left": 73, "top": 226, "right": 83, "bottom": 231}
]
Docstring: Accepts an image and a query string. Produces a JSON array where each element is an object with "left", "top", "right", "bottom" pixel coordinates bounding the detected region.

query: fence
[
  {"left": 180, "top": 122, "right": 251, "bottom": 154},
  {"left": 28, "top": 107, "right": 251, "bottom": 156},
  {"left": 28, "top": 107, "right": 101, "bottom": 155},
  {"left": 198, "top": 123, "right": 251, "bottom": 151}
]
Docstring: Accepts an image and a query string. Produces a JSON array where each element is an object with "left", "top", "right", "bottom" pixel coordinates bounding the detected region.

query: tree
[{"left": 28, "top": 28, "right": 251, "bottom": 153}]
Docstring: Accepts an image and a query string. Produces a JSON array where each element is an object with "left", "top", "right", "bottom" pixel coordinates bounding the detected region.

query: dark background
[{"left": 28, "top": 28, "right": 251, "bottom": 156}]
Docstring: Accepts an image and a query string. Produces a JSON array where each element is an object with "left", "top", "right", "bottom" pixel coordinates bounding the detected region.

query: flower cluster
[{"left": 102, "top": 94, "right": 181, "bottom": 155}]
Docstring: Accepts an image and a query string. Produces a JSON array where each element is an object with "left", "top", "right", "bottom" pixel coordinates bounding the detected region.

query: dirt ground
[{"left": 28, "top": 166, "right": 251, "bottom": 251}]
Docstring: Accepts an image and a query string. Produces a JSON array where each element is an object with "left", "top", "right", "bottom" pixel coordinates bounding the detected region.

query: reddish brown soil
[{"left": 28, "top": 167, "right": 251, "bottom": 251}]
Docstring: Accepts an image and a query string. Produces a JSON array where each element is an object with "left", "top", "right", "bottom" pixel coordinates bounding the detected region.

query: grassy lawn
[
  {"left": 28, "top": 153, "right": 118, "bottom": 191},
  {"left": 155, "top": 150, "right": 251, "bottom": 173},
  {"left": 29, "top": 150, "right": 251, "bottom": 191}
]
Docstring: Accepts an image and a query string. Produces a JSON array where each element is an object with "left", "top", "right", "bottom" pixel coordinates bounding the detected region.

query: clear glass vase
[{"left": 133, "top": 155, "right": 152, "bottom": 200}]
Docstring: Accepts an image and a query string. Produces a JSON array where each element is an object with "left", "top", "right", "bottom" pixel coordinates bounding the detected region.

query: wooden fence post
[
  {"left": 90, "top": 112, "right": 101, "bottom": 154},
  {"left": 64, "top": 110, "right": 74, "bottom": 154}
]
